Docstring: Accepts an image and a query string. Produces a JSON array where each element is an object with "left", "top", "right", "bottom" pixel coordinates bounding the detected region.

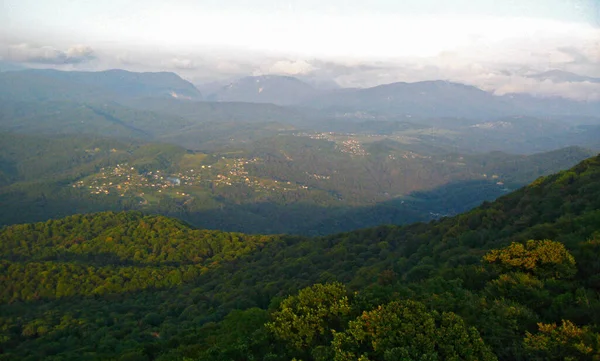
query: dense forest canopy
[{"left": 1, "top": 153, "right": 599, "bottom": 360}]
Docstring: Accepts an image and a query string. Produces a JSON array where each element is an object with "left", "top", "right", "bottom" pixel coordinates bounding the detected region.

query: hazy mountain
[
  {"left": 302, "top": 79, "right": 600, "bottom": 118},
  {"left": 302, "top": 80, "right": 514, "bottom": 117},
  {"left": 295, "top": 74, "right": 341, "bottom": 90},
  {"left": 502, "top": 92, "right": 600, "bottom": 118},
  {"left": 207, "top": 75, "right": 318, "bottom": 105},
  {"left": 122, "top": 97, "right": 312, "bottom": 124},
  {"left": 0, "top": 60, "right": 26, "bottom": 72},
  {"left": 1, "top": 68, "right": 599, "bottom": 154},
  {"left": 393, "top": 115, "right": 600, "bottom": 154},
  {"left": 194, "top": 78, "right": 237, "bottom": 97},
  {"left": 528, "top": 69, "right": 600, "bottom": 83},
  {"left": 0, "top": 98, "right": 307, "bottom": 151},
  {"left": 0, "top": 68, "right": 202, "bottom": 102},
  {"left": 3, "top": 68, "right": 600, "bottom": 120},
  {"left": 0, "top": 99, "right": 194, "bottom": 139}
]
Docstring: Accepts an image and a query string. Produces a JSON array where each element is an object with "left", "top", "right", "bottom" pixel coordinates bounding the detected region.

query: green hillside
[
  {"left": 1, "top": 154, "right": 599, "bottom": 360},
  {"left": 0, "top": 98, "right": 303, "bottom": 151},
  {"left": 0, "top": 100, "right": 198, "bottom": 140}
]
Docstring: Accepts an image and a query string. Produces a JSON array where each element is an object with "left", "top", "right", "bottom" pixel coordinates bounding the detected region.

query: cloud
[
  {"left": 65, "top": 45, "right": 95, "bottom": 62},
  {"left": 2, "top": 28, "right": 598, "bottom": 101},
  {"left": 266, "top": 56, "right": 600, "bottom": 101},
  {"left": 557, "top": 46, "right": 591, "bottom": 64},
  {"left": 215, "top": 60, "right": 243, "bottom": 73},
  {"left": 492, "top": 78, "right": 600, "bottom": 101},
  {"left": 170, "top": 57, "right": 196, "bottom": 70},
  {"left": 116, "top": 54, "right": 141, "bottom": 66},
  {"left": 266, "top": 59, "right": 314, "bottom": 75},
  {"left": 6, "top": 43, "right": 96, "bottom": 64}
]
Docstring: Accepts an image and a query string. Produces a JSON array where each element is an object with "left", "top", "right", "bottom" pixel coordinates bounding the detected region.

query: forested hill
[{"left": 1, "top": 153, "right": 600, "bottom": 360}]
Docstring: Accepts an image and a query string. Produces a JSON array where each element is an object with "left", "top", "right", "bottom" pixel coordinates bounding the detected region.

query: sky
[{"left": 1, "top": 0, "right": 599, "bottom": 99}]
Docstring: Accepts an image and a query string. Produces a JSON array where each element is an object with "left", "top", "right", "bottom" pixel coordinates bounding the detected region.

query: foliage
[
  {"left": 331, "top": 300, "right": 497, "bottom": 361},
  {"left": 524, "top": 320, "right": 600, "bottom": 360},
  {"left": 266, "top": 283, "right": 351, "bottom": 356},
  {"left": 0, "top": 154, "right": 599, "bottom": 360},
  {"left": 483, "top": 240, "right": 577, "bottom": 279}
]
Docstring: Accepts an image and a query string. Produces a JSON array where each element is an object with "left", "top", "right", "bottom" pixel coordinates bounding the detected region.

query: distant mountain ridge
[
  {"left": 207, "top": 75, "right": 318, "bottom": 105},
  {"left": 0, "top": 60, "right": 26, "bottom": 72},
  {"left": 2, "top": 68, "right": 600, "bottom": 118},
  {"left": 302, "top": 80, "right": 512, "bottom": 118},
  {"left": 196, "top": 71, "right": 600, "bottom": 117},
  {"left": 301, "top": 79, "right": 600, "bottom": 118},
  {"left": 528, "top": 69, "right": 600, "bottom": 83},
  {"left": 0, "top": 68, "right": 202, "bottom": 102}
]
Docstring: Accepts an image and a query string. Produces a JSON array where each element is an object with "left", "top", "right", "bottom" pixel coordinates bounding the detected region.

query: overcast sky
[{"left": 1, "top": 0, "right": 599, "bottom": 99}]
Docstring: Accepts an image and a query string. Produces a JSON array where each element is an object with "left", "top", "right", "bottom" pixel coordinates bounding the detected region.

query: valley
[
  {"left": 0, "top": 66, "right": 599, "bottom": 361},
  {"left": 1, "top": 127, "right": 594, "bottom": 235}
]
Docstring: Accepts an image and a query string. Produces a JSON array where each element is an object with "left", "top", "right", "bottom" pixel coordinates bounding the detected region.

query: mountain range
[
  {"left": 3, "top": 68, "right": 600, "bottom": 119},
  {"left": 1, "top": 68, "right": 599, "bottom": 156}
]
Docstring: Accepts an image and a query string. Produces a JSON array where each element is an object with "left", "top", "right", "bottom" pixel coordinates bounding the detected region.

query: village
[
  {"left": 294, "top": 132, "right": 369, "bottom": 156},
  {"left": 71, "top": 156, "right": 312, "bottom": 202}
]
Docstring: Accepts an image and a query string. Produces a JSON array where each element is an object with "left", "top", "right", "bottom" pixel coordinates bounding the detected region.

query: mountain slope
[
  {"left": 303, "top": 79, "right": 600, "bottom": 118},
  {"left": 0, "top": 68, "right": 202, "bottom": 102},
  {"left": 207, "top": 75, "right": 317, "bottom": 105},
  {"left": 304, "top": 80, "right": 510, "bottom": 118},
  {"left": 0, "top": 99, "right": 196, "bottom": 139},
  {"left": 528, "top": 69, "right": 600, "bottom": 83},
  {"left": 1, "top": 153, "right": 599, "bottom": 360},
  {"left": 0, "top": 60, "right": 26, "bottom": 72}
]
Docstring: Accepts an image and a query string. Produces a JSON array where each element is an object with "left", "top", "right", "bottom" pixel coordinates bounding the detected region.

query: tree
[
  {"left": 197, "top": 308, "right": 275, "bottom": 361},
  {"left": 331, "top": 300, "right": 497, "bottom": 361},
  {"left": 483, "top": 240, "right": 576, "bottom": 279},
  {"left": 266, "top": 283, "right": 351, "bottom": 357},
  {"left": 524, "top": 319, "right": 600, "bottom": 361}
]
